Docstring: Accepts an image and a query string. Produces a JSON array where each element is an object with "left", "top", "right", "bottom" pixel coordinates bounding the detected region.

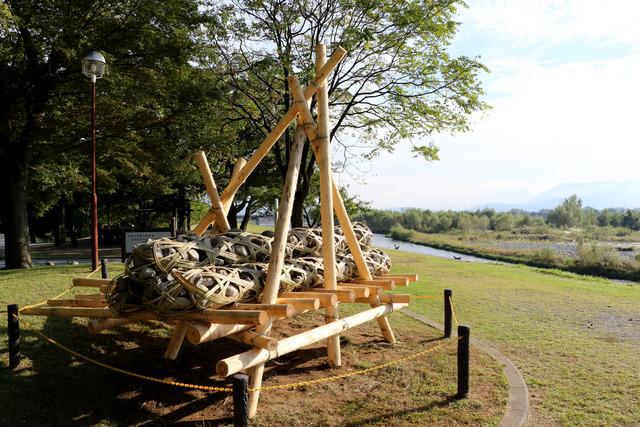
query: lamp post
[{"left": 82, "top": 51, "right": 106, "bottom": 271}]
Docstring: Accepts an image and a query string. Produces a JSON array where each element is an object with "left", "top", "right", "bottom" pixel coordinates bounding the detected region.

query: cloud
[
  {"left": 459, "top": 0, "right": 640, "bottom": 48},
  {"left": 336, "top": 2, "right": 640, "bottom": 210}
]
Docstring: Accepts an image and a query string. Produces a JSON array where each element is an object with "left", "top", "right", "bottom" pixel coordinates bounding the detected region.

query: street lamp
[{"left": 82, "top": 51, "right": 106, "bottom": 271}]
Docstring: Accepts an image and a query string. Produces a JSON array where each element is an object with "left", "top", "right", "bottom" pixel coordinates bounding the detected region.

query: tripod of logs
[{"left": 21, "top": 44, "right": 416, "bottom": 418}]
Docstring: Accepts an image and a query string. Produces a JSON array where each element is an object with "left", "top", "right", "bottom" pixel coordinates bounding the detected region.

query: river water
[{"left": 372, "top": 233, "right": 499, "bottom": 263}]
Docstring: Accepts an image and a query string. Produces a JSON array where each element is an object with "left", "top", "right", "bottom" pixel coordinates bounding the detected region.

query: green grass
[
  {"left": 0, "top": 262, "right": 506, "bottom": 426},
  {"left": 388, "top": 250, "right": 640, "bottom": 425}
]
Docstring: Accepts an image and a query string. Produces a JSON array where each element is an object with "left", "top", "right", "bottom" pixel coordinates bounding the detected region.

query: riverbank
[{"left": 388, "top": 227, "right": 640, "bottom": 282}]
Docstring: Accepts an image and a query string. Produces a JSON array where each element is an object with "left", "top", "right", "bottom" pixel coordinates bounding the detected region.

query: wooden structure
[{"left": 21, "top": 44, "right": 417, "bottom": 418}]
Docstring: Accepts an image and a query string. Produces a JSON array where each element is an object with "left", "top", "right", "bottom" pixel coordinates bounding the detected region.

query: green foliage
[
  {"left": 389, "top": 224, "right": 413, "bottom": 240},
  {"left": 547, "top": 194, "right": 583, "bottom": 228}
]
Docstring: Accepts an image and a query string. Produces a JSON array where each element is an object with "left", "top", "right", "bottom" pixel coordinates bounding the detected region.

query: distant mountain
[{"left": 475, "top": 180, "right": 640, "bottom": 212}]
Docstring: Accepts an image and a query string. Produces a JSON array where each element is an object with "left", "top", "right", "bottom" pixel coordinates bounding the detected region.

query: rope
[
  {"left": 18, "top": 266, "right": 102, "bottom": 313},
  {"left": 13, "top": 311, "right": 454, "bottom": 394},
  {"left": 449, "top": 295, "right": 460, "bottom": 328}
]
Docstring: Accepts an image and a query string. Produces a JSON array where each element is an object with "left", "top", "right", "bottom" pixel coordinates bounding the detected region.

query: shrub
[
  {"left": 389, "top": 224, "right": 413, "bottom": 240},
  {"left": 530, "top": 248, "right": 565, "bottom": 266},
  {"left": 576, "top": 243, "right": 631, "bottom": 270}
]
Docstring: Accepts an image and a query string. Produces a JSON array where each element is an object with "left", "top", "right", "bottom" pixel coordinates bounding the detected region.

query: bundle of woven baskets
[{"left": 106, "top": 222, "right": 391, "bottom": 316}]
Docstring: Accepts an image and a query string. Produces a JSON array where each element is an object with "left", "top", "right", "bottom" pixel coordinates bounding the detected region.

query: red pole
[{"left": 91, "top": 78, "right": 99, "bottom": 271}]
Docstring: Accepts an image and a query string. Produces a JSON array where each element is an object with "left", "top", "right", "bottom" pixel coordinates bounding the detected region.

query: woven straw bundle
[{"left": 107, "top": 222, "right": 390, "bottom": 316}]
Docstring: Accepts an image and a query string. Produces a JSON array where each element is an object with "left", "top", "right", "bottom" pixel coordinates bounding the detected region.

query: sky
[{"left": 336, "top": 0, "right": 640, "bottom": 210}]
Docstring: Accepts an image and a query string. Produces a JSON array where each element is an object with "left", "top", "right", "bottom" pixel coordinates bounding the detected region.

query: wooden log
[
  {"left": 306, "top": 288, "right": 356, "bottom": 303},
  {"left": 216, "top": 303, "right": 408, "bottom": 378},
  {"left": 193, "top": 150, "right": 230, "bottom": 233},
  {"left": 47, "top": 299, "right": 107, "bottom": 308},
  {"left": 354, "top": 296, "right": 381, "bottom": 305},
  {"left": 164, "top": 322, "right": 188, "bottom": 360},
  {"left": 248, "top": 124, "right": 308, "bottom": 416},
  {"left": 379, "top": 294, "right": 411, "bottom": 305},
  {"left": 21, "top": 306, "right": 269, "bottom": 325},
  {"left": 74, "top": 293, "right": 106, "bottom": 301},
  {"left": 336, "top": 285, "right": 370, "bottom": 298},
  {"left": 275, "top": 297, "right": 319, "bottom": 312},
  {"left": 72, "top": 277, "right": 111, "bottom": 288},
  {"left": 315, "top": 43, "right": 340, "bottom": 371},
  {"left": 348, "top": 279, "right": 396, "bottom": 290},
  {"left": 375, "top": 273, "right": 418, "bottom": 282},
  {"left": 186, "top": 323, "right": 251, "bottom": 345},
  {"left": 278, "top": 292, "right": 337, "bottom": 308},
  {"left": 235, "top": 304, "right": 295, "bottom": 319},
  {"left": 234, "top": 331, "right": 278, "bottom": 352},
  {"left": 222, "top": 157, "right": 248, "bottom": 216},
  {"left": 372, "top": 276, "right": 409, "bottom": 286},
  {"left": 340, "top": 284, "right": 382, "bottom": 296},
  {"left": 87, "top": 318, "right": 133, "bottom": 334},
  {"left": 195, "top": 48, "right": 347, "bottom": 236}
]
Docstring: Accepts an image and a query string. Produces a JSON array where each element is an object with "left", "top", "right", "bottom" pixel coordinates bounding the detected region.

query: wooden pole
[
  {"left": 287, "top": 56, "right": 396, "bottom": 345},
  {"left": 194, "top": 47, "right": 348, "bottom": 236},
  {"left": 457, "top": 325, "right": 470, "bottom": 398},
  {"left": 72, "top": 277, "right": 111, "bottom": 287},
  {"left": 444, "top": 288, "right": 452, "bottom": 338},
  {"left": 194, "top": 151, "right": 230, "bottom": 233},
  {"left": 247, "top": 123, "right": 307, "bottom": 417},
  {"left": 222, "top": 158, "right": 248, "bottom": 216},
  {"left": 164, "top": 322, "right": 188, "bottom": 360},
  {"left": 87, "top": 318, "right": 132, "bottom": 334},
  {"left": 8, "top": 304, "right": 20, "bottom": 369},
  {"left": 216, "top": 303, "right": 408, "bottom": 378},
  {"left": 185, "top": 323, "right": 251, "bottom": 345},
  {"left": 315, "top": 43, "right": 341, "bottom": 368}
]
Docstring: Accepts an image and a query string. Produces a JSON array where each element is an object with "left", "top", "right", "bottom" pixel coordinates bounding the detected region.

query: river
[{"left": 372, "top": 233, "right": 500, "bottom": 263}]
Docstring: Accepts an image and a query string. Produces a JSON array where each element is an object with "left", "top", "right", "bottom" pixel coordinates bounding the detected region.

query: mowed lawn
[{"left": 389, "top": 250, "right": 640, "bottom": 426}]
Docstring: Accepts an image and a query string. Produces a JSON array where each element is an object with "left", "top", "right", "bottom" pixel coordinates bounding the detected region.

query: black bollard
[
  {"left": 101, "top": 258, "right": 109, "bottom": 279},
  {"left": 232, "top": 373, "right": 249, "bottom": 427},
  {"left": 457, "top": 325, "right": 470, "bottom": 398},
  {"left": 8, "top": 304, "right": 20, "bottom": 369},
  {"left": 444, "top": 289, "right": 452, "bottom": 338}
]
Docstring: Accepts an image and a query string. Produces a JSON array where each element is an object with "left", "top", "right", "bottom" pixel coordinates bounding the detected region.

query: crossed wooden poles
[
  {"left": 20, "top": 45, "right": 415, "bottom": 419},
  {"left": 193, "top": 44, "right": 398, "bottom": 415}
]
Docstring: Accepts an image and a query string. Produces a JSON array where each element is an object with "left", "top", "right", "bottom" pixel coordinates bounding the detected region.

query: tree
[
  {"left": 547, "top": 194, "right": 583, "bottom": 228},
  {"left": 0, "top": 0, "right": 218, "bottom": 268},
  {"left": 207, "top": 0, "right": 488, "bottom": 226}
]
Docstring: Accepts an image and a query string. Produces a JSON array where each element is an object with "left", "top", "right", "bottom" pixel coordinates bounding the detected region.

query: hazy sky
[{"left": 336, "top": 0, "right": 640, "bottom": 210}]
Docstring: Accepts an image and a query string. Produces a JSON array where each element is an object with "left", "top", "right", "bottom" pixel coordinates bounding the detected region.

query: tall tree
[
  {"left": 207, "top": 0, "right": 488, "bottom": 226},
  {"left": 0, "top": 0, "right": 218, "bottom": 268}
]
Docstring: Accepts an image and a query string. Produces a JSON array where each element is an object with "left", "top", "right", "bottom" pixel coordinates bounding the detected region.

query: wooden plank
[
  {"left": 72, "top": 277, "right": 111, "bottom": 288},
  {"left": 74, "top": 293, "right": 106, "bottom": 301},
  {"left": 47, "top": 299, "right": 107, "bottom": 308}
]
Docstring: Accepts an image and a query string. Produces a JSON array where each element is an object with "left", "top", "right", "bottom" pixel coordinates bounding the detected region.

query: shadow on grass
[
  {"left": 343, "top": 395, "right": 458, "bottom": 427},
  {"left": 0, "top": 317, "right": 241, "bottom": 425}
]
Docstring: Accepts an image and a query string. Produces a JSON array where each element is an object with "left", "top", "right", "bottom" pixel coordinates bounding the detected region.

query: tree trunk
[
  {"left": 2, "top": 145, "right": 33, "bottom": 268},
  {"left": 240, "top": 197, "right": 255, "bottom": 231},
  {"left": 53, "top": 201, "right": 66, "bottom": 246}
]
